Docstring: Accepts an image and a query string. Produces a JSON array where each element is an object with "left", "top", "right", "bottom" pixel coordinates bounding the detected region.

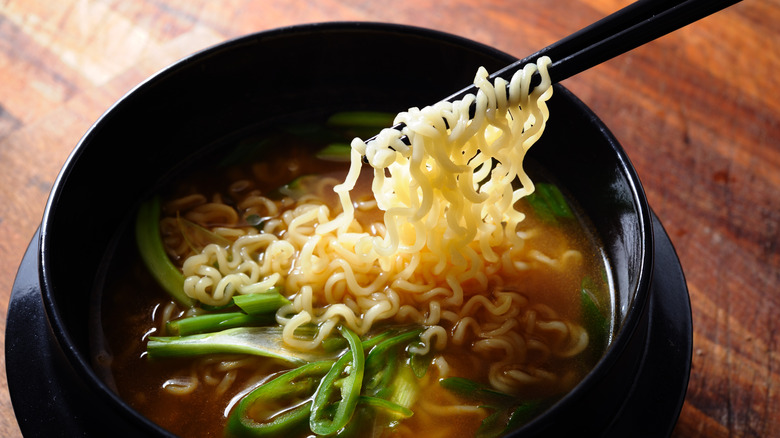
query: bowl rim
[
  {"left": 37, "top": 20, "right": 654, "bottom": 437},
  {"left": 520, "top": 84, "right": 654, "bottom": 433}
]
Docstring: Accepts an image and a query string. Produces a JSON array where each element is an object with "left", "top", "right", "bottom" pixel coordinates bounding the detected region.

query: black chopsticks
[
  {"left": 445, "top": 0, "right": 743, "bottom": 102},
  {"left": 362, "top": 0, "right": 742, "bottom": 147}
]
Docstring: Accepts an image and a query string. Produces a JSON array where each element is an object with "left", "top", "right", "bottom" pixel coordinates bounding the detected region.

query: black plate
[{"left": 5, "top": 211, "right": 691, "bottom": 437}]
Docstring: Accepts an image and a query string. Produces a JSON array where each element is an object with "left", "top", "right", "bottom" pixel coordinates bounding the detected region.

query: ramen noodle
[{"left": 92, "top": 56, "right": 614, "bottom": 437}]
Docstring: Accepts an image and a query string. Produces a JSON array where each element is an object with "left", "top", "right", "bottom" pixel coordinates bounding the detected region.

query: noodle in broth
[{"left": 93, "top": 57, "right": 614, "bottom": 437}]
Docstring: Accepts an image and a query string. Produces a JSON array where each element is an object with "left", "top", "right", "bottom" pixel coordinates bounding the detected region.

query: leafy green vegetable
[
  {"left": 537, "top": 183, "right": 574, "bottom": 218},
  {"left": 581, "top": 276, "right": 610, "bottom": 353},
  {"left": 135, "top": 197, "right": 194, "bottom": 308},
  {"left": 524, "top": 182, "right": 574, "bottom": 223}
]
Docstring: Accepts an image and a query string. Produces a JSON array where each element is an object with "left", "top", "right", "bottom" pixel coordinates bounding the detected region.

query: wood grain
[{"left": 0, "top": 0, "right": 777, "bottom": 436}]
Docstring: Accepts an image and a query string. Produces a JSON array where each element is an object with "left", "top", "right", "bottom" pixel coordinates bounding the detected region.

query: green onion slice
[{"left": 309, "top": 326, "right": 365, "bottom": 435}]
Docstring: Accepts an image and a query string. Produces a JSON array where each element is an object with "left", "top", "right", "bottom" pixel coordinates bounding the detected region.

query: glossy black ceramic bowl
[{"left": 6, "top": 22, "right": 692, "bottom": 437}]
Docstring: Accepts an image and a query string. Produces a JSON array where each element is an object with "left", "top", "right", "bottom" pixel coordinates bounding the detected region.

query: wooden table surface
[{"left": 0, "top": 0, "right": 777, "bottom": 436}]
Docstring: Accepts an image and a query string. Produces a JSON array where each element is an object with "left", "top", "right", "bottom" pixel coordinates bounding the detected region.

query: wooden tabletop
[{"left": 1, "top": 0, "right": 777, "bottom": 436}]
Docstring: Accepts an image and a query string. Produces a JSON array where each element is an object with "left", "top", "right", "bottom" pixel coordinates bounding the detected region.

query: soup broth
[{"left": 91, "top": 113, "right": 614, "bottom": 438}]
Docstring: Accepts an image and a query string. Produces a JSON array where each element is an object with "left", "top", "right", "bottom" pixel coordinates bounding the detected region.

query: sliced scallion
[
  {"left": 146, "top": 326, "right": 337, "bottom": 364},
  {"left": 232, "top": 288, "right": 290, "bottom": 315},
  {"left": 439, "top": 377, "right": 514, "bottom": 405},
  {"left": 365, "top": 329, "right": 423, "bottom": 375},
  {"left": 357, "top": 395, "right": 413, "bottom": 418},
  {"left": 310, "top": 326, "right": 365, "bottom": 435},
  {"left": 226, "top": 360, "right": 333, "bottom": 437},
  {"left": 135, "top": 197, "right": 194, "bottom": 308},
  {"left": 581, "top": 276, "right": 610, "bottom": 353},
  {"left": 166, "top": 312, "right": 273, "bottom": 336},
  {"left": 385, "top": 362, "right": 419, "bottom": 414}
]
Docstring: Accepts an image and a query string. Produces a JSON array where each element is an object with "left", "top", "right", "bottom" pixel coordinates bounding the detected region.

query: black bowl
[{"left": 7, "top": 22, "right": 691, "bottom": 437}]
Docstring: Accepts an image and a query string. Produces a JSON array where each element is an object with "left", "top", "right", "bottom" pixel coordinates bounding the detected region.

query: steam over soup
[{"left": 91, "top": 58, "right": 614, "bottom": 437}]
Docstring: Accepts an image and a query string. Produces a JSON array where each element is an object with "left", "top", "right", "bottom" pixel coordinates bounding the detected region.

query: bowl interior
[{"left": 40, "top": 22, "right": 652, "bottom": 436}]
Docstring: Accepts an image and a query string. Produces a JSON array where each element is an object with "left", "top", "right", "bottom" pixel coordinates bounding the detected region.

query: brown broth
[{"left": 91, "top": 119, "right": 614, "bottom": 437}]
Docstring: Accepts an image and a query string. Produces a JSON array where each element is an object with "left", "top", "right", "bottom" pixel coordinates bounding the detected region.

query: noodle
[
  {"left": 173, "top": 57, "right": 590, "bottom": 392},
  {"left": 95, "top": 57, "right": 615, "bottom": 437}
]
